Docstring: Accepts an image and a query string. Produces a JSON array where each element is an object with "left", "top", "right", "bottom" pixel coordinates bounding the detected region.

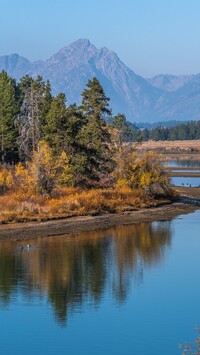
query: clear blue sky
[{"left": 1, "top": 0, "right": 200, "bottom": 77}]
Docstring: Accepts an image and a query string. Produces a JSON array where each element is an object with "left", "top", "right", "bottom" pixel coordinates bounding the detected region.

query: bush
[{"left": 114, "top": 148, "right": 173, "bottom": 197}]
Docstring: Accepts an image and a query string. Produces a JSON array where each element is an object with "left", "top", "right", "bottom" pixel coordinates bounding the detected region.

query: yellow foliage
[
  {"left": 15, "top": 162, "right": 26, "bottom": 177},
  {"left": 28, "top": 141, "right": 58, "bottom": 195},
  {"left": 140, "top": 171, "right": 152, "bottom": 187},
  {"left": 0, "top": 166, "right": 14, "bottom": 192},
  {"left": 14, "top": 163, "right": 29, "bottom": 187},
  {"left": 114, "top": 148, "right": 172, "bottom": 196},
  {"left": 28, "top": 142, "right": 76, "bottom": 194},
  {"left": 0, "top": 142, "right": 76, "bottom": 196},
  {"left": 56, "top": 151, "right": 74, "bottom": 186},
  {"left": 115, "top": 178, "right": 130, "bottom": 192}
]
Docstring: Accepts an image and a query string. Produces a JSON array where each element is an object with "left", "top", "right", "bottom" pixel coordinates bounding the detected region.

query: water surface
[
  {"left": 0, "top": 211, "right": 200, "bottom": 355},
  {"left": 167, "top": 160, "right": 200, "bottom": 168},
  {"left": 171, "top": 176, "right": 200, "bottom": 187},
  {"left": 166, "top": 159, "right": 200, "bottom": 187}
]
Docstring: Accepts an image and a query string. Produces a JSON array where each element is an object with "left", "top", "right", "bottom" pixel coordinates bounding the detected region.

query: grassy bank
[{"left": 0, "top": 187, "right": 173, "bottom": 224}]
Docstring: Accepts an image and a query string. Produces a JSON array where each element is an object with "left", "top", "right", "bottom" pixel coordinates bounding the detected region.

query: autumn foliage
[
  {"left": 0, "top": 74, "right": 174, "bottom": 223},
  {"left": 114, "top": 147, "right": 172, "bottom": 197},
  {"left": 0, "top": 140, "right": 174, "bottom": 224}
]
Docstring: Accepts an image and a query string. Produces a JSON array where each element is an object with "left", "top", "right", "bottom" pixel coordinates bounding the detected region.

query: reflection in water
[
  {"left": 167, "top": 160, "right": 200, "bottom": 168},
  {"left": 171, "top": 176, "right": 200, "bottom": 187},
  {"left": 0, "top": 221, "right": 171, "bottom": 324}
]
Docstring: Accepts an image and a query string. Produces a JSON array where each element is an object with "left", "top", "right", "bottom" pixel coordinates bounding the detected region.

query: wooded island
[{"left": 0, "top": 71, "right": 173, "bottom": 223}]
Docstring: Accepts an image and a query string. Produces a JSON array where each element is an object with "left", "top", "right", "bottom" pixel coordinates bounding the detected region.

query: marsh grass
[{"left": 0, "top": 186, "right": 168, "bottom": 224}]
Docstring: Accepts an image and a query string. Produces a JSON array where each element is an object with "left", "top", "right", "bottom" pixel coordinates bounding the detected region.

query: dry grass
[
  {"left": 0, "top": 186, "right": 169, "bottom": 224},
  {"left": 137, "top": 139, "right": 200, "bottom": 151}
]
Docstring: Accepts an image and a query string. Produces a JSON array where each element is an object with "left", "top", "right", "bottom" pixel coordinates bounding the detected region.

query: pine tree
[
  {"left": 39, "top": 80, "right": 52, "bottom": 135},
  {"left": 0, "top": 70, "right": 18, "bottom": 163},
  {"left": 77, "top": 77, "right": 114, "bottom": 186},
  {"left": 44, "top": 93, "right": 68, "bottom": 155},
  {"left": 81, "top": 77, "right": 111, "bottom": 118},
  {"left": 44, "top": 98, "right": 86, "bottom": 181},
  {"left": 63, "top": 104, "right": 86, "bottom": 158}
]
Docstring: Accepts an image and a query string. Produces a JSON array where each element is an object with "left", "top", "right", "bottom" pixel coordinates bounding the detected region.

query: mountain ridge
[{"left": 0, "top": 39, "right": 200, "bottom": 123}]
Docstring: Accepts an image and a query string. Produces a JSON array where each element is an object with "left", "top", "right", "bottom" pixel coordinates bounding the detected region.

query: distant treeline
[
  {"left": 136, "top": 120, "right": 186, "bottom": 130},
  {"left": 126, "top": 121, "right": 200, "bottom": 142}
]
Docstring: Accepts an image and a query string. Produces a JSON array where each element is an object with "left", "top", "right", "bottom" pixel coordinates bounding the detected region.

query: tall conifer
[
  {"left": 77, "top": 77, "right": 113, "bottom": 185},
  {"left": 0, "top": 70, "right": 18, "bottom": 163}
]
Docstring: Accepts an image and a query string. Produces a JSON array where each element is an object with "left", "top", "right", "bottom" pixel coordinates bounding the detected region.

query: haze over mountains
[{"left": 1, "top": 39, "right": 200, "bottom": 123}]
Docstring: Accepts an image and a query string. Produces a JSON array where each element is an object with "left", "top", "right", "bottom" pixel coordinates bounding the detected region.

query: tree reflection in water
[{"left": 0, "top": 220, "right": 171, "bottom": 324}]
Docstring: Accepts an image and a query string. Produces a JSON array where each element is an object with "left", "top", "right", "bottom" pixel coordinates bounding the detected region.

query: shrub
[{"left": 114, "top": 148, "right": 173, "bottom": 197}]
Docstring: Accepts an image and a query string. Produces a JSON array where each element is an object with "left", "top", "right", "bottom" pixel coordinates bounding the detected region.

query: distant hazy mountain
[
  {"left": 147, "top": 74, "right": 195, "bottom": 92},
  {"left": 0, "top": 53, "right": 31, "bottom": 78},
  {"left": 148, "top": 74, "right": 200, "bottom": 121},
  {"left": 1, "top": 39, "right": 200, "bottom": 123}
]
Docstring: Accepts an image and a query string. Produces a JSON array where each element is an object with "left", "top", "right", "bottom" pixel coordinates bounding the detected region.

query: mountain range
[{"left": 1, "top": 39, "right": 200, "bottom": 123}]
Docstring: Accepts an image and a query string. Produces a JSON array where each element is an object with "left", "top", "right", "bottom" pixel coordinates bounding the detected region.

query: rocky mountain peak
[
  {"left": 0, "top": 39, "right": 200, "bottom": 122},
  {"left": 46, "top": 38, "right": 97, "bottom": 66}
]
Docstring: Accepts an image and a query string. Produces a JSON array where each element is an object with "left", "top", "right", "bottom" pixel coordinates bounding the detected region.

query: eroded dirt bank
[{"left": 0, "top": 202, "right": 197, "bottom": 241}]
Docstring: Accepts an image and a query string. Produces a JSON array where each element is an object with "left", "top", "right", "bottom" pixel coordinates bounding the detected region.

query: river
[
  {"left": 168, "top": 159, "right": 200, "bottom": 187},
  {"left": 0, "top": 208, "right": 200, "bottom": 354}
]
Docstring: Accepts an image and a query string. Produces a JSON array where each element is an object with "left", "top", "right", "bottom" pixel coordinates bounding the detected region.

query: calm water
[
  {"left": 167, "top": 159, "right": 200, "bottom": 186},
  {"left": 0, "top": 211, "right": 200, "bottom": 355},
  {"left": 171, "top": 176, "right": 200, "bottom": 187},
  {"left": 167, "top": 160, "right": 200, "bottom": 168}
]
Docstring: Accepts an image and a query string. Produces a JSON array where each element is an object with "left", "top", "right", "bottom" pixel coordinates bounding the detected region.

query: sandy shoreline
[{"left": 0, "top": 202, "right": 198, "bottom": 241}]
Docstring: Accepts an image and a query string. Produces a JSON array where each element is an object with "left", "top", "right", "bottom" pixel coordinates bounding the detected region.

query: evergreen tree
[
  {"left": 44, "top": 93, "right": 68, "bottom": 154},
  {"left": 45, "top": 98, "right": 88, "bottom": 183},
  {"left": 110, "top": 113, "right": 132, "bottom": 144},
  {"left": 39, "top": 80, "right": 52, "bottom": 135},
  {"left": 81, "top": 77, "right": 111, "bottom": 118},
  {"left": 0, "top": 70, "right": 18, "bottom": 163},
  {"left": 77, "top": 77, "right": 114, "bottom": 185}
]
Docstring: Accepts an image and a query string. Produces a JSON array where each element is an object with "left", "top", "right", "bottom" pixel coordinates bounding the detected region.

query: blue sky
[{"left": 1, "top": 0, "right": 200, "bottom": 77}]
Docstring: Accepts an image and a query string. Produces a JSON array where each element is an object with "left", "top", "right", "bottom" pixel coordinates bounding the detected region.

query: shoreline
[{"left": 0, "top": 201, "right": 198, "bottom": 241}]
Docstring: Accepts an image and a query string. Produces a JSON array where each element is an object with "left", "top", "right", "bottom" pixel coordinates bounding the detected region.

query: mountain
[
  {"left": 148, "top": 74, "right": 200, "bottom": 121},
  {"left": 0, "top": 53, "right": 31, "bottom": 78},
  {"left": 147, "top": 74, "right": 195, "bottom": 92},
  {"left": 1, "top": 39, "right": 200, "bottom": 123}
]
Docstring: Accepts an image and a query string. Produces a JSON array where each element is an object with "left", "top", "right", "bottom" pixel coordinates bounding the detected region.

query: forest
[
  {"left": 112, "top": 118, "right": 200, "bottom": 143},
  {"left": 133, "top": 121, "right": 200, "bottom": 142},
  {"left": 0, "top": 70, "right": 173, "bottom": 222}
]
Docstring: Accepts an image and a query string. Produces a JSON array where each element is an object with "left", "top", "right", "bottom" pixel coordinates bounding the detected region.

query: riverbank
[
  {"left": 0, "top": 185, "right": 174, "bottom": 224},
  {"left": 137, "top": 139, "right": 200, "bottom": 162},
  {"left": 1, "top": 143, "right": 200, "bottom": 241},
  {"left": 0, "top": 201, "right": 197, "bottom": 241}
]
